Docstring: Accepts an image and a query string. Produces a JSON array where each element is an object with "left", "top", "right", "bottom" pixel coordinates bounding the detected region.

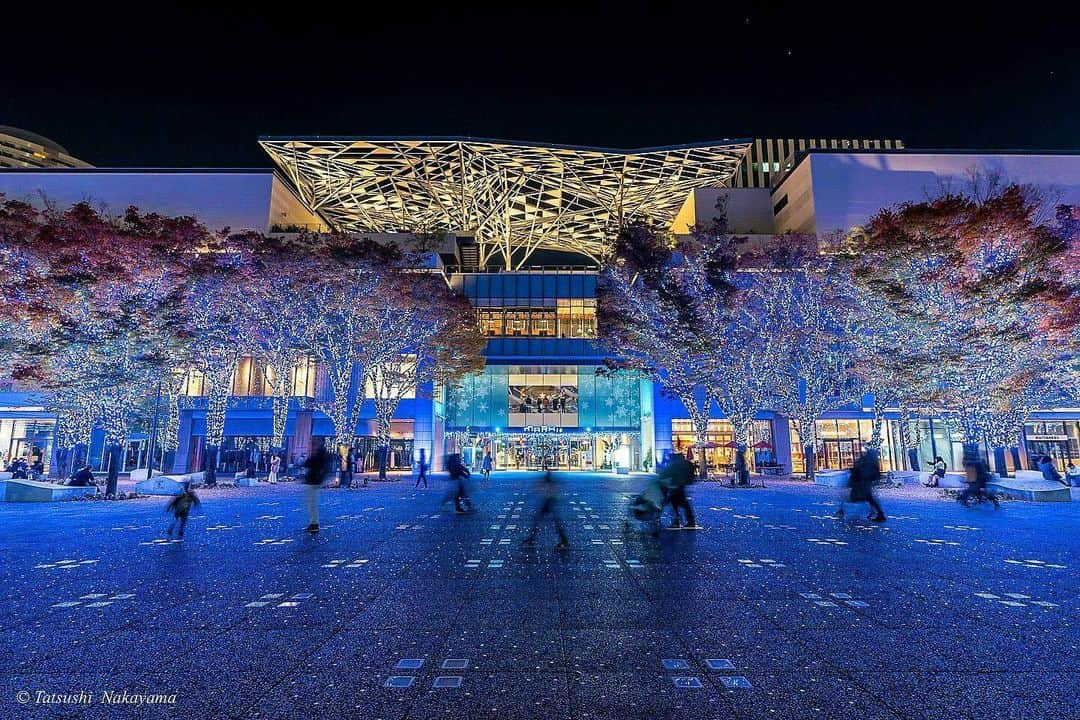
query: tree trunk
[
  {"left": 204, "top": 445, "right": 218, "bottom": 487},
  {"left": 867, "top": 403, "right": 886, "bottom": 451},
  {"left": 271, "top": 394, "right": 288, "bottom": 452},
  {"left": 694, "top": 428, "right": 708, "bottom": 481},
  {"left": 374, "top": 394, "right": 401, "bottom": 481},
  {"left": 105, "top": 444, "right": 122, "bottom": 496},
  {"left": 803, "top": 444, "right": 816, "bottom": 483}
]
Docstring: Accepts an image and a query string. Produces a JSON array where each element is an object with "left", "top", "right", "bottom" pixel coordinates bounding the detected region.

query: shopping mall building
[{"left": 2, "top": 133, "right": 1079, "bottom": 477}]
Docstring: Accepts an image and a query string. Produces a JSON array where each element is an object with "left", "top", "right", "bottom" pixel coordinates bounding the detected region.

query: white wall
[
  {"left": 777, "top": 153, "right": 1080, "bottom": 236},
  {"left": 0, "top": 170, "right": 278, "bottom": 233}
]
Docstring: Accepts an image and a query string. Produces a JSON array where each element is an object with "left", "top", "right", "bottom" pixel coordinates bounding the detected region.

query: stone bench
[
  {"left": 134, "top": 471, "right": 204, "bottom": 496},
  {"left": 925, "top": 471, "right": 969, "bottom": 489},
  {"left": 0, "top": 478, "right": 98, "bottom": 502},
  {"left": 987, "top": 476, "right": 1072, "bottom": 502},
  {"left": 814, "top": 470, "right": 850, "bottom": 487}
]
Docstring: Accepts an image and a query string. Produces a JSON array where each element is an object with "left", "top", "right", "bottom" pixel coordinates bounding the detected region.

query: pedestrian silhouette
[
  {"left": 658, "top": 452, "right": 698, "bottom": 529},
  {"left": 522, "top": 465, "right": 569, "bottom": 550},
  {"left": 302, "top": 444, "right": 332, "bottom": 533},
  {"left": 415, "top": 448, "right": 428, "bottom": 489},
  {"left": 837, "top": 448, "right": 886, "bottom": 522},
  {"left": 165, "top": 486, "right": 200, "bottom": 540},
  {"left": 445, "top": 453, "right": 472, "bottom": 513},
  {"left": 959, "top": 446, "right": 1000, "bottom": 508}
]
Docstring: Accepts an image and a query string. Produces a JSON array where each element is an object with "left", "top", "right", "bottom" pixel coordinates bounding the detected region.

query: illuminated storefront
[{"left": 445, "top": 365, "right": 648, "bottom": 471}]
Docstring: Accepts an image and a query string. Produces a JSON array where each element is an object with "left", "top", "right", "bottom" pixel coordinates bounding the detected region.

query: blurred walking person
[
  {"left": 165, "top": 486, "right": 201, "bottom": 541},
  {"left": 837, "top": 448, "right": 887, "bottom": 522},
  {"left": 481, "top": 451, "right": 493, "bottom": 480},
  {"left": 959, "top": 446, "right": 1000, "bottom": 509},
  {"left": 444, "top": 453, "right": 472, "bottom": 513},
  {"left": 414, "top": 448, "right": 429, "bottom": 489},
  {"left": 658, "top": 452, "right": 698, "bottom": 529},
  {"left": 302, "top": 444, "right": 332, "bottom": 533},
  {"left": 522, "top": 465, "right": 569, "bottom": 550}
]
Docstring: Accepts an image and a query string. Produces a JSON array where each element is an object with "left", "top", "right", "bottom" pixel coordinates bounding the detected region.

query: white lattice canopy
[{"left": 260, "top": 137, "right": 750, "bottom": 268}]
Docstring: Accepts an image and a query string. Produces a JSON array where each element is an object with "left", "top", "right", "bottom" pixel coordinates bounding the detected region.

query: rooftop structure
[
  {"left": 0, "top": 126, "right": 91, "bottom": 169},
  {"left": 259, "top": 137, "right": 750, "bottom": 268}
]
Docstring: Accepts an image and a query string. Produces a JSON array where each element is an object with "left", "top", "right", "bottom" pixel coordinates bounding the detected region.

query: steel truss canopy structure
[{"left": 260, "top": 137, "right": 751, "bottom": 268}]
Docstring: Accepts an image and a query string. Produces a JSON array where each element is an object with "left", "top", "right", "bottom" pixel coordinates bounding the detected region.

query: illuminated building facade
[{"left": 2, "top": 136, "right": 1079, "bottom": 477}]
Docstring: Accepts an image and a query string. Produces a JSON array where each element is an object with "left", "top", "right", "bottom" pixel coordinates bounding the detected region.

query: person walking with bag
[{"left": 837, "top": 448, "right": 886, "bottom": 522}]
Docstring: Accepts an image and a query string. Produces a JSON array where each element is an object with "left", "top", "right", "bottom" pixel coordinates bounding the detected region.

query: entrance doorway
[{"left": 453, "top": 432, "right": 639, "bottom": 472}]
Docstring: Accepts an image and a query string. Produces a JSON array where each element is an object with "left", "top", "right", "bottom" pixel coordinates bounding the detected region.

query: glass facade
[
  {"left": 670, "top": 419, "right": 775, "bottom": 473},
  {"left": 789, "top": 418, "right": 898, "bottom": 474},
  {"left": 0, "top": 418, "right": 54, "bottom": 473},
  {"left": 476, "top": 300, "right": 597, "bottom": 338},
  {"left": 1022, "top": 420, "right": 1079, "bottom": 471},
  {"left": 445, "top": 366, "right": 642, "bottom": 432}
]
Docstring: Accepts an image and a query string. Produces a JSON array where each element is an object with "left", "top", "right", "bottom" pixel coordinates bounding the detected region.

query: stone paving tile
[
  {"left": 719, "top": 672, "right": 899, "bottom": 720},
  {"left": 409, "top": 670, "right": 573, "bottom": 720},
  {"left": 0, "top": 472, "right": 1077, "bottom": 719},
  {"left": 848, "top": 671, "right": 1080, "bottom": 720},
  {"left": 569, "top": 671, "right": 732, "bottom": 720}
]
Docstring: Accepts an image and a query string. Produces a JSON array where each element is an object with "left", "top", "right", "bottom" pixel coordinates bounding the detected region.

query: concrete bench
[
  {"left": 134, "top": 471, "right": 204, "bottom": 496},
  {"left": 988, "top": 476, "right": 1072, "bottom": 502},
  {"left": 0, "top": 478, "right": 98, "bottom": 502},
  {"left": 888, "top": 470, "right": 922, "bottom": 485},
  {"left": 814, "top": 470, "right": 850, "bottom": 487},
  {"left": 0, "top": 472, "right": 12, "bottom": 480}
]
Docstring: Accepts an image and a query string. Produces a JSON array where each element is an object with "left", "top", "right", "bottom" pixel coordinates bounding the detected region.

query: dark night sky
[{"left": 3, "top": 1, "right": 1077, "bottom": 168}]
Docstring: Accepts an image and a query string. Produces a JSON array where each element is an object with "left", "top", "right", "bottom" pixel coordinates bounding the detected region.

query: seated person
[
  {"left": 9, "top": 458, "right": 29, "bottom": 479},
  {"left": 1038, "top": 455, "right": 1067, "bottom": 486},
  {"left": 1066, "top": 462, "right": 1080, "bottom": 487},
  {"left": 67, "top": 464, "right": 94, "bottom": 486}
]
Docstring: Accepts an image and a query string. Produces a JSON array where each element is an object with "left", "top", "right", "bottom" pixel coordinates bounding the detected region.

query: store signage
[
  {"left": 523, "top": 425, "right": 563, "bottom": 433},
  {"left": 1027, "top": 435, "right": 1067, "bottom": 441}
]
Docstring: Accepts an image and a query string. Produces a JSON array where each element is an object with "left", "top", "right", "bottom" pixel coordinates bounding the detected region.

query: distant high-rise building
[
  {"left": 734, "top": 137, "right": 904, "bottom": 188},
  {"left": 0, "top": 126, "right": 91, "bottom": 169}
]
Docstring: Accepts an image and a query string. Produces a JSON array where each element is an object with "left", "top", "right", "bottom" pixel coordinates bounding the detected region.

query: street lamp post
[{"left": 145, "top": 379, "right": 162, "bottom": 481}]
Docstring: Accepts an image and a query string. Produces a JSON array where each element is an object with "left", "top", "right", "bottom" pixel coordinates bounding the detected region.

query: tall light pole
[{"left": 145, "top": 378, "right": 162, "bottom": 480}]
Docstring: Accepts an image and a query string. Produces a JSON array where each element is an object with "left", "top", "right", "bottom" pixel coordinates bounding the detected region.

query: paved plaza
[{"left": 1, "top": 472, "right": 1077, "bottom": 719}]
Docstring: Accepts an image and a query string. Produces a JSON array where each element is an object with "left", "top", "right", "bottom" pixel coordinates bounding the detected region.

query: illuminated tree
[
  {"left": 0, "top": 199, "right": 200, "bottom": 493},
  {"left": 179, "top": 240, "right": 258, "bottom": 486},
  {"left": 745, "top": 255, "right": 858, "bottom": 480},
  {"left": 364, "top": 268, "right": 485, "bottom": 478},
  {"left": 840, "top": 181, "right": 1077, "bottom": 468},
  {"left": 598, "top": 221, "right": 743, "bottom": 479}
]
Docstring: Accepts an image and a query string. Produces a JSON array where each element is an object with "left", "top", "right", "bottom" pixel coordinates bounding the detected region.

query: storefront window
[
  {"left": 789, "top": 418, "right": 895, "bottom": 474},
  {"left": 1023, "top": 420, "right": 1080, "bottom": 471},
  {"left": 474, "top": 302, "right": 597, "bottom": 337},
  {"left": 670, "top": 419, "right": 774, "bottom": 473}
]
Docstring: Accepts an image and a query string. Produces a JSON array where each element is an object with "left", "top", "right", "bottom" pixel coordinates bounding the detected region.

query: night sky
[{"left": 4, "top": 1, "right": 1077, "bottom": 167}]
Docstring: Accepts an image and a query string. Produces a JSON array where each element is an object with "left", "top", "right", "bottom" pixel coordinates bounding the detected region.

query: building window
[
  {"left": 670, "top": 419, "right": 775, "bottom": 472},
  {"left": 478, "top": 309, "right": 504, "bottom": 336},
  {"left": 789, "top": 419, "right": 896, "bottom": 474}
]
